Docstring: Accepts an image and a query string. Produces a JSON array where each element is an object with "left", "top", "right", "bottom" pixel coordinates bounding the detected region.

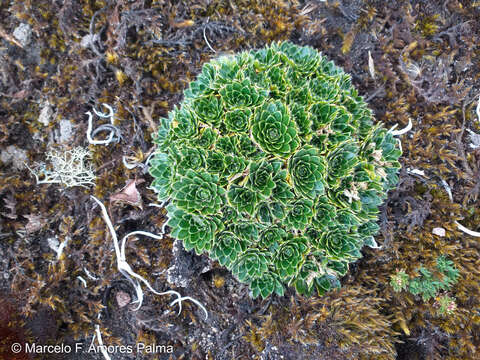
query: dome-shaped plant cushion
[{"left": 149, "top": 41, "right": 402, "bottom": 299}]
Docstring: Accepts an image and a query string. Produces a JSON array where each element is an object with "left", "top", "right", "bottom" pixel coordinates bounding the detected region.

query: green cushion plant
[{"left": 149, "top": 41, "right": 402, "bottom": 299}]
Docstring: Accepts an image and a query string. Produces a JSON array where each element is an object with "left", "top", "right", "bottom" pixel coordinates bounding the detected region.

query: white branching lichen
[{"left": 26, "top": 147, "right": 95, "bottom": 188}]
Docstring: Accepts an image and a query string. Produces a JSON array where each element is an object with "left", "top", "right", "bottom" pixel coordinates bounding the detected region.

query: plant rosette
[{"left": 149, "top": 41, "right": 402, "bottom": 299}]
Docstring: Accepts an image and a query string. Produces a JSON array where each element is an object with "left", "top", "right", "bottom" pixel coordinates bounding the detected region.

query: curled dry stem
[{"left": 91, "top": 196, "right": 208, "bottom": 319}]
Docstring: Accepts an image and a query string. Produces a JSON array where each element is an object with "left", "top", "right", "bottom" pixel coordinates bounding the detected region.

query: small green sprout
[
  {"left": 390, "top": 269, "right": 409, "bottom": 292},
  {"left": 391, "top": 256, "right": 459, "bottom": 310},
  {"left": 435, "top": 295, "right": 457, "bottom": 316}
]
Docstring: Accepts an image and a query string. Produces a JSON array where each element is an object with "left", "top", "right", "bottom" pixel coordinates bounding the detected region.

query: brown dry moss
[
  {"left": 248, "top": 289, "right": 398, "bottom": 359},
  {"left": 1, "top": 0, "right": 480, "bottom": 359}
]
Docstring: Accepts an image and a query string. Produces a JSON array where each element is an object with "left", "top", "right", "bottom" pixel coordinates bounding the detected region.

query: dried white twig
[
  {"left": 94, "top": 325, "right": 111, "bottom": 360},
  {"left": 123, "top": 149, "right": 156, "bottom": 171},
  {"left": 122, "top": 156, "right": 139, "bottom": 169},
  {"left": 161, "top": 221, "right": 169, "bottom": 235},
  {"left": 406, "top": 168, "right": 426, "bottom": 177},
  {"left": 86, "top": 103, "right": 117, "bottom": 145},
  {"left": 148, "top": 198, "right": 170, "bottom": 210},
  {"left": 120, "top": 231, "right": 163, "bottom": 264},
  {"left": 203, "top": 20, "right": 215, "bottom": 53},
  {"left": 77, "top": 276, "right": 87, "bottom": 287},
  {"left": 368, "top": 50, "right": 375, "bottom": 79},
  {"left": 389, "top": 118, "right": 412, "bottom": 136},
  {"left": 476, "top": 95, "right": 480, "bottom": 123},
  {"left": 56, "top": 238, "right": 70, "bottom": 260},
  {"left": 440, "top": 179, "right": 453, "bottom": 201},
  {"left": 170, "top": 295, "right": 209, "bottom": 316},
  {"left": 89, "top": 331, "right": 97, "bottom": 353},
  {"left": 93, "top": 104, "right": 114, "bottom": 119},
  {"left": 91, "top": 196, "right": 208, "bottom": 319},
  {"left": 455, "top": 221, "right": 480, "bottom": 237},
  {"left": 148, "top": 203, "right": 164, "bottom": 208},
  {"left": 144, "top": 151, "right": 156, "bottom": 167},
  {"left": 84, "top": 267, "right": 99, "bottom": 280}
]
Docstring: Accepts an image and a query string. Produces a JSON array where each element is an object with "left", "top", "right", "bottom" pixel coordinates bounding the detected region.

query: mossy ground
[{"left": 0, "top": 1, "right": 479, "bottom": 359}]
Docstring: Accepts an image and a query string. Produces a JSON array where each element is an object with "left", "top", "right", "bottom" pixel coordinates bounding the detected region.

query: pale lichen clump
[{"left": 27, "top": 146, "right": 96, "bottom": 188}]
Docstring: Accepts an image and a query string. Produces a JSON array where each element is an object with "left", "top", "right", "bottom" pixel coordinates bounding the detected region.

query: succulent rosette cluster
[{"left": 149, "top": 42, "right": 401, "bottom": 299}]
